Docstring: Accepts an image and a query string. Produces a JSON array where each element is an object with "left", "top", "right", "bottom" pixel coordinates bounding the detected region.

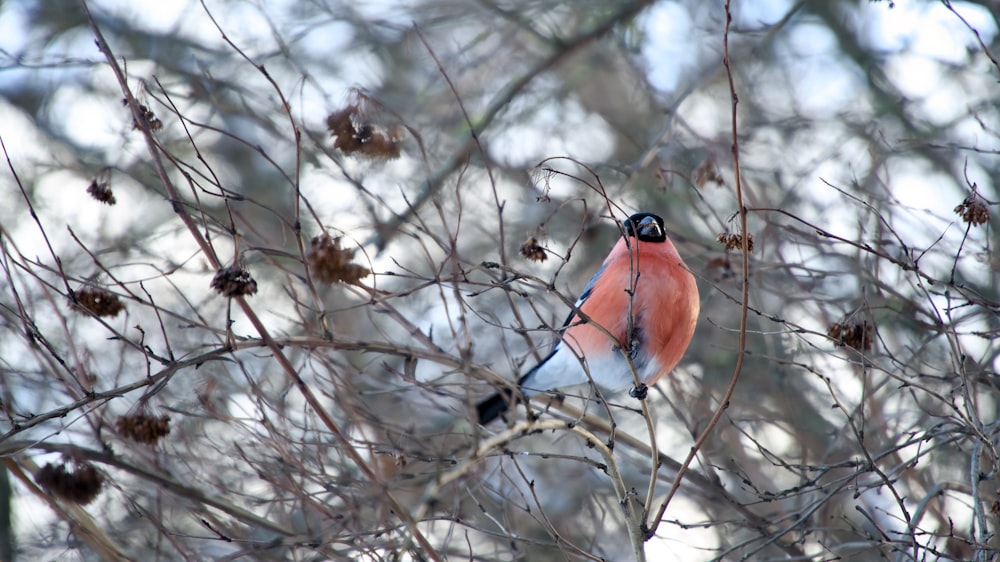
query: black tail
[
  {"left": 476, "top": 373, "right": 534, "bottom": 424},
  {"left": 475, "top": 391, "right": 514, "bottom": 425},
  {"left": 477, "top": 351, "right": 555, "bottom": 424}
]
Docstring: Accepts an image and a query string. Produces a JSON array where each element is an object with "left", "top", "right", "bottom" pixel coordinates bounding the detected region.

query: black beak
[
  {"left": 636, "top": 216, "right": 663, "bottom": 239},
  {"left": 624, "top": 213, "right": 666, "bottom": 242}
]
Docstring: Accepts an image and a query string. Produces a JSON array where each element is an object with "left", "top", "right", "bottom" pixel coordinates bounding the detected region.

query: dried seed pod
[
  {"left": 693, "top": 159, "right": 725, "bottom": 188},
  {"left": 211, "top": 265, "right": 258, "bottom": 297},
  {"left": 326, "top": 99, "right": 402, "bottom": 159},
  {"left": 307, "top": 234, "right": 370, "bottom": 285},
  {"left": 116, "top": 413, "right": 171, "bottom": 445},
  {"left": 327, "top": 105, "right": 357, "bottom": 152},
  {"left": 954, "top": 196, "right": 989, "bottom": 226},
  {"left": 123, "top": 98, "right": 163, "bottom": 132},
  {"left": 71, "top": 287, "right": 126, "bottom": 317},
  {"left": 828, "top": 320, "right": 874, "bottom": 352},
  {"left": 705, "top": 256, "right": 733, "bottom": 281},
  {"left": 717, "top": 232, "right": 754, "bottom": 252},
  {"left": 519, "top": 237, "right": 547, "bottom": 262},
  {"left": 34, "top": 462, "right": 103, "bottom": 505},
  {"left": 86, "top": 179, "right": 116, "bottom": 205}
]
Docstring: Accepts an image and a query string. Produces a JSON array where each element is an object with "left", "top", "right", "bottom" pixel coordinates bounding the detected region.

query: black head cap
[{"left": 623, "top": 213, "right": 666, "bottom": 243}]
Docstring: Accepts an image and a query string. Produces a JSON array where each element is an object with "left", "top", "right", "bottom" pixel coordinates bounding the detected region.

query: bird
[{"left": 476, "top": 212, "right": 699, "bottom": 424}]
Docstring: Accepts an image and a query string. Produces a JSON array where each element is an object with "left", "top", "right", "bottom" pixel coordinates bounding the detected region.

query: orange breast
[{"left": 560, "top": 236, "right": 699, "bottom": 387}]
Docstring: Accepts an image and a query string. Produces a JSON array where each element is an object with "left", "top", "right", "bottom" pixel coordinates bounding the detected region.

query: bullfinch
[{"left": 476, "top": 212, "right": 699, "bottom": 424}]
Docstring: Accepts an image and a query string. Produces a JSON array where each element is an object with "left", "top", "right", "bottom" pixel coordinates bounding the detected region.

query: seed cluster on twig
[
  {"left": 307, "top": 233, "right": 371, "bottom": 285},
  {"left": 116, "top": 413, "right": 171, "bottom": 445},
  {"left": 34, "top": 462, "right": 104, "bottom": 505},
  {"left": 70, "top": 287, "right": 126, "bottom": 317},
  {"left": 211, "top": 265, "right": 258, "bottom": 297}
]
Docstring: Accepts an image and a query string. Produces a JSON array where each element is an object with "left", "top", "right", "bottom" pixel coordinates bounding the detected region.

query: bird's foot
[{"left": 629, "top": 383, "right": 648, "bottom": 400}]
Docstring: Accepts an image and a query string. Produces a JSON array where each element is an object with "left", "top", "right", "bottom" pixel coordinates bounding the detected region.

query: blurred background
[{"left": 0, "top": 0, "right": 997, "bottom": 560}]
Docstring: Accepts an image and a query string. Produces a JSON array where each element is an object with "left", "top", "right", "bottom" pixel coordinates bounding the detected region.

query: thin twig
[{"left": 645, "top": 0, "right": 750, "bottom": 539}]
